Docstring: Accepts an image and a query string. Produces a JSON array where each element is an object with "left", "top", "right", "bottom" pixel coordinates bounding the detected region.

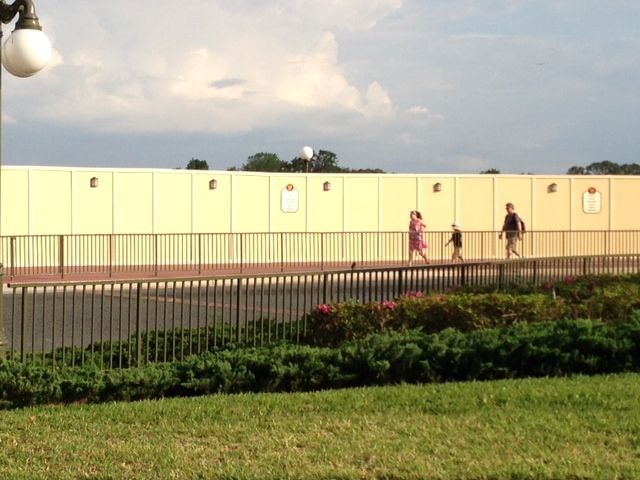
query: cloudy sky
[{"left": 2, "top": 0, "right": 639, "bottom": 173}]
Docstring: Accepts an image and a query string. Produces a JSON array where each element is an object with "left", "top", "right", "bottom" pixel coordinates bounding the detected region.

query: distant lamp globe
[
  {"left": 299, "top": 146, "right": 314, "bottom": 161},
  {"left": 2, "top": 28, "right": 51, "bottom": 77},
  {"left": 299, "top": 146, "right": 314, "bottom": 173}
]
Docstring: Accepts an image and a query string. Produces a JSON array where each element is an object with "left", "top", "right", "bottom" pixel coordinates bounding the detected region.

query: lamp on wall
[
  {"left": 548, "top": 182, "right": 558, "bottom": 193},
  {"left": 433, "top": 182, "right": 442, "bottom": 193},
  {"left": 90, "top": 177, "right": 98, "bottom": 188},
  {"left": 209, "top": 179, "right": 218, "bottom": 190},
  {"left": 323, "top": 181, "right": 331, "bottom": 191}
]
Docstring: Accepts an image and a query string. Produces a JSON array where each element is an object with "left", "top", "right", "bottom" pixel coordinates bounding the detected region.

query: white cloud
[
  {"left": 408, "top": 106, "right": 429, "bottom": 114},
  {"left": 3, "top": 0, "right": 638, "bottom": 176},
  {"left": 5, "top": 0, "right": 400, "bottom": 135},
  {"left": 361, "top": 82, "right": 395, "bottom": 118}
]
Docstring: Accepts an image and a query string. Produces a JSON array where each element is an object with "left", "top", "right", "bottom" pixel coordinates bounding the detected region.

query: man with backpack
[{"left": 499, "top": 202, "right": 523, "bottom": 258}]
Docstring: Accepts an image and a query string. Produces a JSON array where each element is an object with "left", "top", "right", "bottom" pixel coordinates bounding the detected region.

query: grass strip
[{"left": 0, "top": 373, "right": 638, "bottom": 479}]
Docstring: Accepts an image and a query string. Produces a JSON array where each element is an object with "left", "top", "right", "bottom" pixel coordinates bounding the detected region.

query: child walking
[{"left": 445, "top": 222, "right": 463, "bottom": 262}]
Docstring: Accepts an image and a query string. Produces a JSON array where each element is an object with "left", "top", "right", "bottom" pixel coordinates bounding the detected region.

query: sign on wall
[
  {"left": 281, "top": 184, "right": 299, "bottom": 213},
  {"left": 582, "top": 187, "right": 601, "bottom": 214}
]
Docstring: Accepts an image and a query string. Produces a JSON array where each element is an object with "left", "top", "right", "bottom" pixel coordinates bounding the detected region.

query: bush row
[
  {"left": 304, "top": 276, "right": 640, "bottom": 346},
  {"left": 2, "top": 316, "right": 639, "bottom": 409}
]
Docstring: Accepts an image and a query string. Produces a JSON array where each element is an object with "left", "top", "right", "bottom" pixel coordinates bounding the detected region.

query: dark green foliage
[
  {"left": 2, "top": 317, "right": 640, "bottom": 409},
  {"left": 305, "top": 275, "right": 640, "bottom": 346},
  {"left": 242, "top": 152, "right": 287, "bottom": 172},
  {"left": 567, "top": 160, "right": 640, "bottom": 175},
  {"left": 185, "top": 158, "right": 209, "bottom": 170},
  {"left": 305, "top": 292, "right": 572, "bottom": 346}
]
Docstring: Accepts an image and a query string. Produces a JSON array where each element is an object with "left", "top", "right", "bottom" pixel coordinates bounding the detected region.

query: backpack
[{"left": 519, "top": 217, "right": 526, "bottom": 233}]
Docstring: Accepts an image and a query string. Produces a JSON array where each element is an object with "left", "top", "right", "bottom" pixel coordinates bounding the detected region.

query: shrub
[
  {"left": 305, "top": 291, "right": 571, "bottom": 346},
  {"left": 1, "top": 317, "right": 640, "bottom": 409}
]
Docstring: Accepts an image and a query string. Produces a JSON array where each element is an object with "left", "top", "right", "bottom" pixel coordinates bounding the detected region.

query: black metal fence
[
  {"left": 2, "top": 230, "right": 640, "bottom": 281},
  {"left": 2, "top": 254, "right": 639, "bottom": 369}
]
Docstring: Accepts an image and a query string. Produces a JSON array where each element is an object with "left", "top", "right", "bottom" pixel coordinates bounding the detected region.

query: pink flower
[
  {"left": 382, "top": 300, "right": 397, "bottom": 310},
  {"left": 563, "top": 276, "right": 576, "bottom": 284},
  {"left": 317, "top": 304, "right": 332, "bottom": 315},
  {"left": 402, "top": 291, "right": 424, "bottom": 299}
]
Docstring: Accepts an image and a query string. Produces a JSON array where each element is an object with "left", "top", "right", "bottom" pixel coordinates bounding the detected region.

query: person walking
[
  {"left": 408, "top": 210, "right": 429, "bottom": 265},
  {"left": 499, "top": 202, "right": 523, "bottom": 258},
  {"left": 445, "top": 222, "right": 464, "bottom": 262}
]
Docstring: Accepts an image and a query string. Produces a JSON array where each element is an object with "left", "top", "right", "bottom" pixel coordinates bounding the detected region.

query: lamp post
[
  {"left": 0, "top": 0, "right": 51, "bottom": 357},
  {"left": 299, "top": 145, "right": 314, "bottom": 173}
]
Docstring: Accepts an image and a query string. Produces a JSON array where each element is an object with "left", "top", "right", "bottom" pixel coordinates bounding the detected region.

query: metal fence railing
[
  {"left": 2, "top": 253, "right": 639, "bottom": 368},
  {"left": 2, "top": 230, "right": 640, "bottom": 281}
]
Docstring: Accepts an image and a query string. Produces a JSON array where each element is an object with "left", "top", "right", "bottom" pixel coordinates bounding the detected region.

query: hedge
[
  {"left": 1, "top": 316, "right": 639, "bottom": 409},
  {"left": 304, "top": 277, "right": 640, "bottom": 346}
]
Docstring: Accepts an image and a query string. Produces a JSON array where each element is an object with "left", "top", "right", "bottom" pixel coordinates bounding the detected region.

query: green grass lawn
[{"left": 0, "top": 373, "right": 638, "bottom": 479}]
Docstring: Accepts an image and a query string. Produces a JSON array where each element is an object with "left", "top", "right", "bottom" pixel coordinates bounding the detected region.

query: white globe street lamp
[
  {"left": 0, "top": 0, "right": 51, "bottom": 356},
  {"left": 1, "top": 0, "right": 51, "bottom": 77},
  {"left": 299, "top": 146, "right": 314, "bottom": 173}
]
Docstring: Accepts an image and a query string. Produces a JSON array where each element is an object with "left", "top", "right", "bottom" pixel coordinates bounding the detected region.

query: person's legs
[{"left": 507, "top": 236, "right": 520, "bottom": 258}]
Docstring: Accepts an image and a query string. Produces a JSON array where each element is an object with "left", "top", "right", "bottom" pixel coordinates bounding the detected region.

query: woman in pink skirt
[{"left": 408, "top": 210, "right": 430, "bottom": 265}]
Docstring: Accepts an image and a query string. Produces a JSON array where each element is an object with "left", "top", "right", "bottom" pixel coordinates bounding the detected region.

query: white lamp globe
[
  {"left": 2, "top": 28, "right": 51, "bottom": 77},
  {"left": 299, "top": 146, "right": 314, "bottom": 161}
]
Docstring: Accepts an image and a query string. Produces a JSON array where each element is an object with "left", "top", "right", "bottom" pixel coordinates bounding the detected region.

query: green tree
[
  {"left": 566, "top": 161, "right": 640, "bottom": 175},
  {"left": 242, "top": 153, "right": 287, "bottom": 172},
  {"left": 566, "top": 165, "right": 586, "bottom": 175},
  {"left": 186, "top": 158, "right": 209, "bottom": 170},
  {"left": 480, "top": 168, "right": 501, "bottom": 174},
  {"left": 289, "top": 149, "right": 343, "bottom": 173}
]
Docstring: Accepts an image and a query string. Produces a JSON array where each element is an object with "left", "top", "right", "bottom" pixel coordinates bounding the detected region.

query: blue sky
[{"left": 2, "top": 0, "right": 638, "bottom": 173}]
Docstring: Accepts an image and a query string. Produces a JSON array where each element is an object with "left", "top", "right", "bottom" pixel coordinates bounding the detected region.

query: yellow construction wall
[
  {"left": 1, "top": 169, "right": 29, "bottom": 235},
  {"left": 192, "top": 172, "right": 232, "bottom": 233},
  {"left": 611, "top": 178, "right": 640, "bottom": 229},
  {"left": 345, "top": 176, "right": 380, "bottom": 231},
  {"left": 73, "top": 171, "right": 113, "bottom": 234},
  {"left": 533, "top": 177, "right": 570, "bottom": 231},
  {"left": 29, "top": 169, "right": 72, "bottom": 235},
  {"left": 457, "top": 177, "right": 494, "bottom": 231},
  {"left": 2, "top": 166, "right": 640, "bottom": 237},
  {"left": 308, "top": 176, "right": 343, "bottom": 232},
  {"left": 154, "top": 172, "right": 192, "bottom": 233},
  {"left": 113, "top": 171, "right": 153, "bottom": 233}
]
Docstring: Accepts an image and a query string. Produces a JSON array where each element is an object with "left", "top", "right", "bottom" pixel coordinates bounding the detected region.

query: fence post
[
  {"left": 239, "top": 234, "right": 244, "bottom": 274},
  {"left": 136, "top": 282, "right": 142, "bottom": 367},
  {"left": 236, "top": 278, "right": 242, "bottom": 343},
  {"left": 59, "top": 235, "right": 65, "bottom": 278},
  {"left": 9, "top": 236, "right": 15, "bottom": 280},
  {"left": 0, "top": 266, "right": 5, "bottom": 359},
  {"left": 322, "top": 272, "right": 328, "bottom": 304},
  {"left": 154, "top": 235, "right": 159, "bottom": 277},
  {"left": 198, "top": 233, "right": 202, "bottom": 275},
  {"left": 108, "top": 234, "right": 114, "bottom": 278},
  {"left": 280, "top": 232, "right": 285, "bottom": 273},
  {"left": 582, "top": 257, "right": 589, "bottom": 275},
  {"left": 320, "top": 233, "right": 324, "bottom": 271}
]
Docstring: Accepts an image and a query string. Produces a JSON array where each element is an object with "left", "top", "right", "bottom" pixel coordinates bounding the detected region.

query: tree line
[
  {"left": 481, "top": 161, "right": 640, "bottom": 175},
  {"left": 188, "top": 156, "right": 640, "bottom": 175},
  {"left": 185, "top": 151, "right": 385, "bottom": 173}
]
